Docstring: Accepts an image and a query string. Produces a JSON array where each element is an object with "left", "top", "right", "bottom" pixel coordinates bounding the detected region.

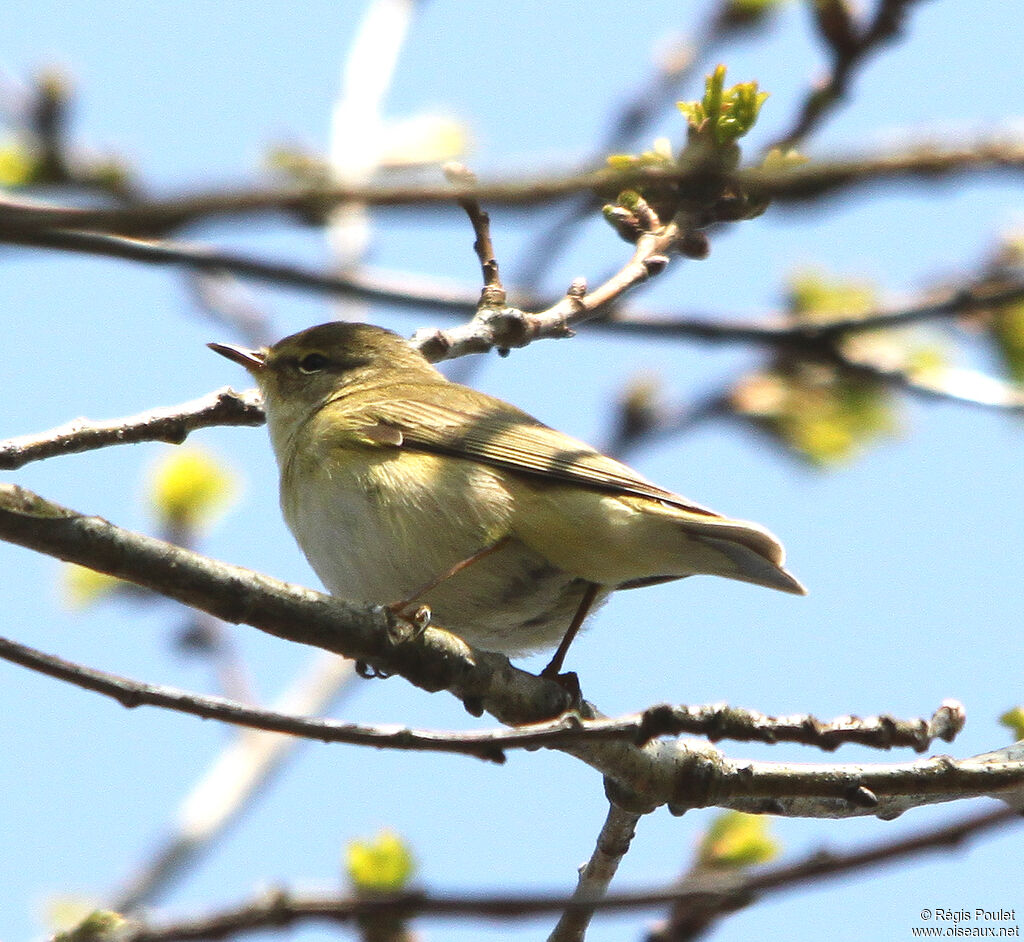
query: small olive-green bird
[{"left": 210, "top": 322, "right": 804, "bottom": 675}]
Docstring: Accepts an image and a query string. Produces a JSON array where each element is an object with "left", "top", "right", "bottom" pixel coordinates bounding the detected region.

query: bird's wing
[
  {"left": 326, "top": 384, "right": 803, "bottom": 593},
  {"left": 339, "top": 388, "right": 721, "bottom": 519}
]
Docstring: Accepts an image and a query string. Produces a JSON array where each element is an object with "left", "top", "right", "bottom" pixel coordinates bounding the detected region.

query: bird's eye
[{"left": 298, "top": 353, "right": 330, "bottom": 374}]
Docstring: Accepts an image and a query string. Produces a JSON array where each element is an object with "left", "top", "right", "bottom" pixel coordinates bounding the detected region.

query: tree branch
[
  {"left": 830, "top": 349, "right": 1024, "bottom": 412},
  {"left": 0, "top": 634, "right": 507, "bottom": 761},
  {"left": 410, "top": 220, "right": 683, "bottom": 361},
  {"left": 648, "top": 802, "right": 1022, "bottom": 940},
  {"left": 1, "top": 139, "right": 1022, "bottom": 236},
  {"left": 547, "top": 802, "right": 642, "bottom": 942},
  {"left": 444, "top": 161, "right": 506, "bottom": 306},
  {"left": 602, "top": 277, "right": 1024, "bottom": 345},
  {"left": 0, "top": 631, "right": 967, "bottom": 762},
  {"left": 0, "top": 387, "right": 264, "bottom": 470},
  {"left": 1, "top": 225, "right": 487, "bottom": 313},
  {"left": 1, "top": 482, "right": 1021, "bottom": 821},
  {"left": 62, "top": 805, "right": 1022, "bottom": 942},
  {"left": 770, "top": 0, "right": 925, "bottom": 151},
  {"left": 7, "top": 224, "right": 1024, "bottom": 382}
]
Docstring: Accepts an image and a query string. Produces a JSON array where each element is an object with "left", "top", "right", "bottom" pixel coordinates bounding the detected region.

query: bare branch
[
  {"left": 8, "top": 227, "right": 1024, "bottom": 392},
  {"left": 625, "top": 699, "right": 967, "bottom": 753},
  {"left": 0, "top": 387, "right": 265, "bottom": 470},
  {"left": 0, "top": 630, "right": 965, "bottom": 761},
  {"left": 444, "top": 161, "right": 506, "bottom": 307},
  {"left": 0, "top": 634, "right": 509, "bottom": 761},
  {"left": 64, "top": 806, "right": 1022, "bottom": 942},
  {"left": 0, "top": 139, "right": 1022, "bottom": 236},
  {"left": 771, "top": 0, "right": 925, "bottom": 151},
  {"left": 548, "top": 803, "right": 642, "bottom": 942},
  {"left": 602, "top": 277, "right": 1024, "bottom": 345},
  {"left": 411, "top": 220, "right": 683, "bottom": 361},
  {"left": 821, "top": 346, "right": 1024, "bottom": 413},
  {"left": 649, "top": 803, "right": 1022, "bottom": 940},
  {"left": 0, "top": 226, "right": 474, "bottom": 310},
  {"left": 1, "top": 482, "right": 1021, "bottom": 821}
]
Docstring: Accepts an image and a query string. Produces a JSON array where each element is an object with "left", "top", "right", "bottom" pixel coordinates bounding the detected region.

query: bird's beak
[{"left": 207, "top": 341, "right": 267, "bottom": 373}]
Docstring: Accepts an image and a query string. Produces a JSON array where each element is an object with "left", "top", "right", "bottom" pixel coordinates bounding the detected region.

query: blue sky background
[{"left": 1, "top": 3, "right": 1022, "bottom": 941}]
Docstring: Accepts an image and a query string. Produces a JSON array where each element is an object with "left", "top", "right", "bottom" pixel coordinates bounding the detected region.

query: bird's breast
[
  {"left": 278, "top": 445, "right": 600, "bottom": 655},
  {"left": 281, "top": 446, "right": 510, "bottom": 601}
]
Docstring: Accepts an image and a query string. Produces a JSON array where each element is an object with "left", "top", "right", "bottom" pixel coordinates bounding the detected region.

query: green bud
[
  {"left": 677, "top": 65, "right": 769, "bottom": 145},
  {"left": 1000, "top": 706, "right": 1024, "bottom": 741},
  {"left": 696, "top": 811, "right": 780, "bottom": 869},
  {"left": 146, "top": 447, "right": 238, "bottom": 533},
  {"left": 346, "top": 829, "right": 416, "bottom": 893},
  {"left": 0, "top": 137, "right": 38, "bottom": 187},
  {"left": 53, "top": 910, "right": 128, "bottom": 942},
  {"left": 62, "top": 565, "right": 125, "bottom": 609},
  {"left": 990, "top": 301, "right": 1024, "bottom": 383}
]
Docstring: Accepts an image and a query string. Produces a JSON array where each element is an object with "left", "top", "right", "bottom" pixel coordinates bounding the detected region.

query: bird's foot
[
  {"left": 540, "top": 666, "right": 582, "bottom": 704},
  {"left": 385, "top": 601, "right": 432, "bottom": 643}
]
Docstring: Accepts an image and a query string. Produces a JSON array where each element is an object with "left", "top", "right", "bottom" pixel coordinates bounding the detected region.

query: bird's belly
[
  {"left": 281, "top": 451, "right": 598, "bottom": 655},
  {"left": 416, "top": 539, "right": 606, "bottom": 656}
]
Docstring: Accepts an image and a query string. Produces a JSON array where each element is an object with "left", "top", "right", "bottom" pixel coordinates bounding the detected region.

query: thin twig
[
  {"left": 626, "top": 700, "right": 968, "bottom": 753},
  {"left": 770, "top": 0, "right": 925, "bottom": 151},
  {"left": 517, "top": 31, "right": 704, "bottom": 287},
  {"left": 547, "top": 803, "right": 642, "bottom": 942},
  {"left": 445, "top": 161, "right": 506, "bottom": 305},
  {"left": 411, "top": 220, "right": 683, "bottom": 360},
  {"left": 0, "top": 633, "right": 967, "bottom": 760},
  {"left": 1, "top": 226, "right": 490, "bottom": 312},
  {"left": 829, "top": 348, "right": 1024, "bottom": 412},
  {"left": 0, "top": 633, "right": 510, "bottom": 762},
  {"left": 0, "top": 387, "right": 265, "bottom": 470},
  {"left": 648, "top": 803, "right": 1022, "bottom": 941},
  {"left": 8, "top": 226, "right": 1024, "bottom": 370},
  {"left": 602, "top": 277, "right": 1024, "bottom": 344},
  {"left": 1, "top": 139, "right": 1023, "bottom": 235},
  {"left": 69, "top": 805, "right": 1022, "bottom": 942}
]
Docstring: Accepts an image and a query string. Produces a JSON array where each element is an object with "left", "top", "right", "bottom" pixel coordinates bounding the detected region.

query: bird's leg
[
  {"left": 540, "top": 581, "right": 600, "bottom": 679},
  {"left": 389, "top": 536, "right": 512, "bottom": 623}
]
